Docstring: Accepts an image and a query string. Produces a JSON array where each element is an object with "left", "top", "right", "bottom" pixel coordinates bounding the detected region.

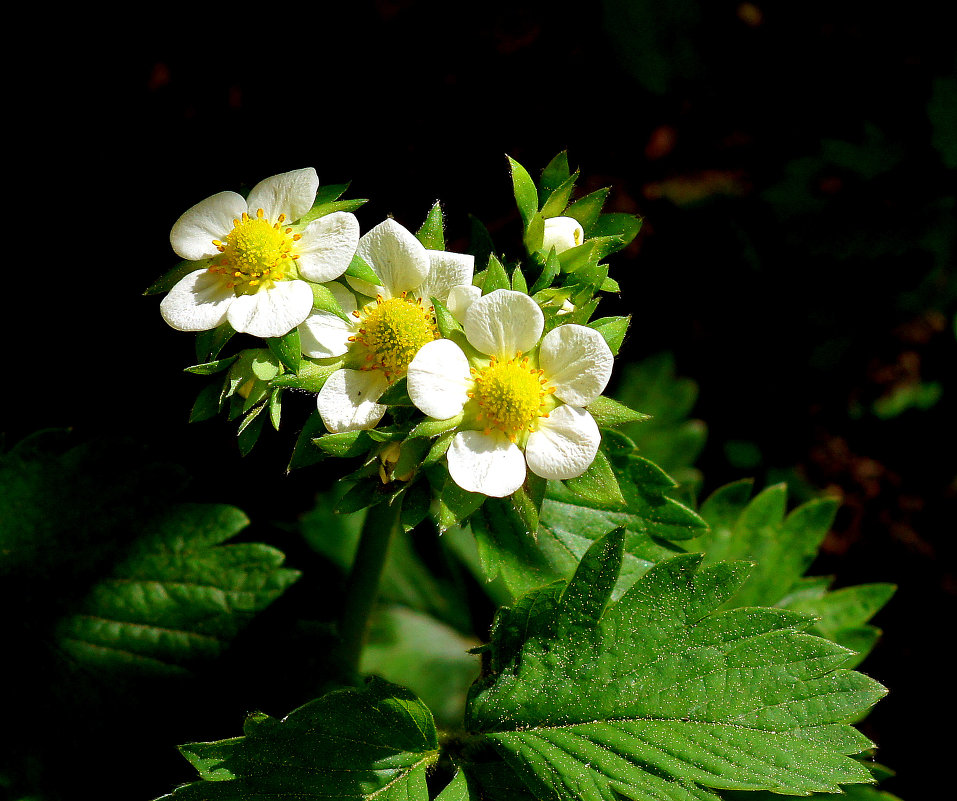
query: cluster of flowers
[{"left": 160, "top": 168, "right": 615, "bottom": 498}]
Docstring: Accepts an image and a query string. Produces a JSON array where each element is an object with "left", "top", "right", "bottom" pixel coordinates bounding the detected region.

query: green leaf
[
  {"left": 0, "top": 431, "right": 188, "bottom": 580},
  {"left": 417, "top": 201, "right": 445, "bottom": 249},
  {"left": 55, "top": 503, "right": 298, "bottom": 677},
  {"left": 464, "top": 532, "right": 886, "bottom": 801},
  {"left": 692, "top": 481, "right": 894, "bottom": 665},
  {"left": 164, "top": 677, "right": 438, "bottom": 801},
  {"left": 195, "top": 323, "right": 236, "bottom": 363},
  {"left": 507, "top": 155, "right": 539, "bottom": 228},
  {"left": 362, "top": 605, "right": 479, "bottom": 728}
]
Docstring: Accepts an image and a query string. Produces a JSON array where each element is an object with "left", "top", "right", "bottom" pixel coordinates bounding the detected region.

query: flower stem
[{"left": 336, "top": 498, "right": 402, "bottom": 676}]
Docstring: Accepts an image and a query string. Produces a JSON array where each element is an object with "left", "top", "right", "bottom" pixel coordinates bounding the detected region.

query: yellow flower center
[
  {"left": 208, "top": 209, "right": 302, "bottom": 293},
  {"left": 469, "top": 354, "right": 555, "bottom": 441},
  {"left": 351, "top": 294, "right": 439, "bottom": 380}
]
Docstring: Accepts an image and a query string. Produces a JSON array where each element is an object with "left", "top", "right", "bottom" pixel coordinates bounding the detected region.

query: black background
[{"left": 6, "top": 2, "right": 955, "bottom": 798}]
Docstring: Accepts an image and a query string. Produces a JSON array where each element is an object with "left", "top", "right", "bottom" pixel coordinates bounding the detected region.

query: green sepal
[
  {"left": 411, "top": 413, "right": 463, "bottom": 439},
  {"left": 565, "top": 185, "right": 611, "bottom": 232},
  {"left": 143, "top": 258, "right": 206, "bottom": 296},
  {"left": 184, "top": 354, "right": 239, "bottom": 375},
  {"left": 538, "top": 151, "right": 572, "bottom": 202},
  {"left": 287, "top": 411, "right": 329, "bottom": 472},
  {"left": 586, "top": 395, "right": 649, "bottom": 428},
  {"left": 540, "top": 171, "right": 580, "bottom": 220},
  {"left": 423, "top": 429, "right": 455, "bottom": 466},
  {"left": 314, "top": 430, "right": 373, "bottom": 458},
  {"left": 590, "top": 212, "right": 643, "bottom": 247},
  {"left": 336, "top": 478, "right": 386, "bottom": 514},
  {"left": 432, "top": 297, "right": 468, "bottom": 348},
  {"left": 523, "top": 211, "right": 545, "bottom": 253},
  {"left": 268, "top": 329, "right": 302, "bottom": 373},
  {"left": 529, "top": 248, "right": 561, "bottom": 294},
  {"left": 311, "top": 281, "right": 351, "bottom": 321},
  {"left": 511, "top": 265, "right": 528, "bottom": 293},
  {"left": 588, "top": 315, "right": 631, "bottom": 354},
  {"left": 189, "top": 381, "right": 223, "bottom": 423},
  {"left": 562, "top": 448, "right": 626, "bottom": 507},
  {"left": 195, "top": 322, "right": 235, "bottom": 363},
  {"left": 558, "top": 239, "right": 599, "bottom": 273},
  {"left": 298, "top": 183, "right": 367, "bottom": 224},
  {"left": 507, "top": 154, "right": 539, "bottom": 228},
  {"left": 482, "top": 254, "right": 511, "bottom": 295},
  {"left": 269, "top": 359, "right": 344, "bottom": 392},
  {"left": 237, "top": 403, "right": 267, "bottom": 456},
  {"left": 430, "top": 465, "right": 486, "bottom": 532},
  {"left": 345, "top": 252, "right": 381, "bottom": 285},
  {"left": 417, "top": 201, "right": 445, "bottom": 249},
  {"left": 268, "top": 388, "right": 282, "bottom": 430},
  {"left": 378, "top": 378, "right": 413, "bottom": 406}
]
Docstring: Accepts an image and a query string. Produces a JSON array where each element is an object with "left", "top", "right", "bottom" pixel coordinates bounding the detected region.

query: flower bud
[{"left": 541, "top": 216, "right": 585, "bottom": 255}]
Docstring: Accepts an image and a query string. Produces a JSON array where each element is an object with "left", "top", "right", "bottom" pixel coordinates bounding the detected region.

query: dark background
[{"left": 7, "top": 1, "right": 955, "bottom": 797}]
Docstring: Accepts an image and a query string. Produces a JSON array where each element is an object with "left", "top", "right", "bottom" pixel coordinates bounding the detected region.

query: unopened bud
[{"left": 541, "top": 216, "right": 585, "bottom": 255}]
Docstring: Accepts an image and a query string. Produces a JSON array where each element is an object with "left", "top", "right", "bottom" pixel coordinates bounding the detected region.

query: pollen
[
  {"left": 470, "top": 354, "right": 554, "bottom": 441},
  {"left": 353, "top": 293, "right": 439, "bottom": 381},
  {"left": 207, "top": 209, "right": 300, "bottom": 292}
]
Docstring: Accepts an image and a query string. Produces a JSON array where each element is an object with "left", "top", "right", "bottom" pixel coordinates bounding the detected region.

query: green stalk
[{"left": 336, "top": 498, "right": 402, "bottom": 675}]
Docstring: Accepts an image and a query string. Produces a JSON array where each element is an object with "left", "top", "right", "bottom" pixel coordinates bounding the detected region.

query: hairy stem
[{"left": 336, "top": 498, "right": 402, "bottom": 675}]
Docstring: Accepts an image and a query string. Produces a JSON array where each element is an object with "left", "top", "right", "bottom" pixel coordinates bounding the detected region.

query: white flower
[
  {"left": 161, "top": 168, "right": 360, "bottom": 339},
  {"left": 541, "top": 215, "right": 585, "bottom": 255},
  {"left": 303, "top": 218, "right": 475, "bottom": 433},
  {"left": 406, "top": 289, "right": 614, "bottom": 497}
]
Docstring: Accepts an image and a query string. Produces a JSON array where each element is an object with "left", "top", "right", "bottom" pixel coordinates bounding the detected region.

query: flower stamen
[
  {"left": 470, "top": 354, "right": 553, "bottom": 441},
  {"left": 352, "top": 293, "right": 439, "bottom": 381},
  {"left": 207, "top": 208, "right": 300, "bottom": 292}
]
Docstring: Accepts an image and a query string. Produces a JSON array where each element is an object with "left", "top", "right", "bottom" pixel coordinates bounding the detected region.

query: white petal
[
  {"left": 447, "top": 284, "right": 481, "bottom": 324},
  {"left": 317, "top": 368, "right": 389, "bottom": 433},
  {"left": 299, "top": 310, "right": 356, "bottom": 359},
  {"left": 226, "top": 280, "right": 314, "bottom": 338},
  {"left": 246, "top": 167, "right": 319, "bottom": 223},
  {"left": 447, "top": 430, "right": 527, "bottom": 497},
  {"left": 160, "top": 269, "right": 234, "bottom": 331},
  {"left": 296, "top": 211, "right": 360, "bottom": 283},
  {"left": 416, "top": 250, "right": 475, "bottom": 305},
  {"left": 357, "top": 218, "right": 430, "bottom": 297},
  {"left": 539, "top": 324, "right": 614, "bottom": 406},
  {"left": 525, "top": 404, "right": 600, "bottom": 480},
  {"left": 541, "top": 216, "right": 585, "bottom": 254},
  {"left": 170, "top": 191, "right": 247, "bottom": 261},
  {"left": 463, "top": 289, "right": 544, "bottom": 358},
  {"left": 407, "top": 339, "right": 472, "bottom": 419}
]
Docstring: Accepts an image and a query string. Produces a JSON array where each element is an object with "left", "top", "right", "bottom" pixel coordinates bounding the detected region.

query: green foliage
[
  {"left": 55, "top": 502, "right": 299, "bottom": 677},
  {"left": 463, "top": 530, "right": 885, "bottom": 800},
  {"left": 163, "top": 677, "right": 439, "bottom": 801},
  {"left": 692, "top": 480, "right": 895, "bottom": 667}
]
